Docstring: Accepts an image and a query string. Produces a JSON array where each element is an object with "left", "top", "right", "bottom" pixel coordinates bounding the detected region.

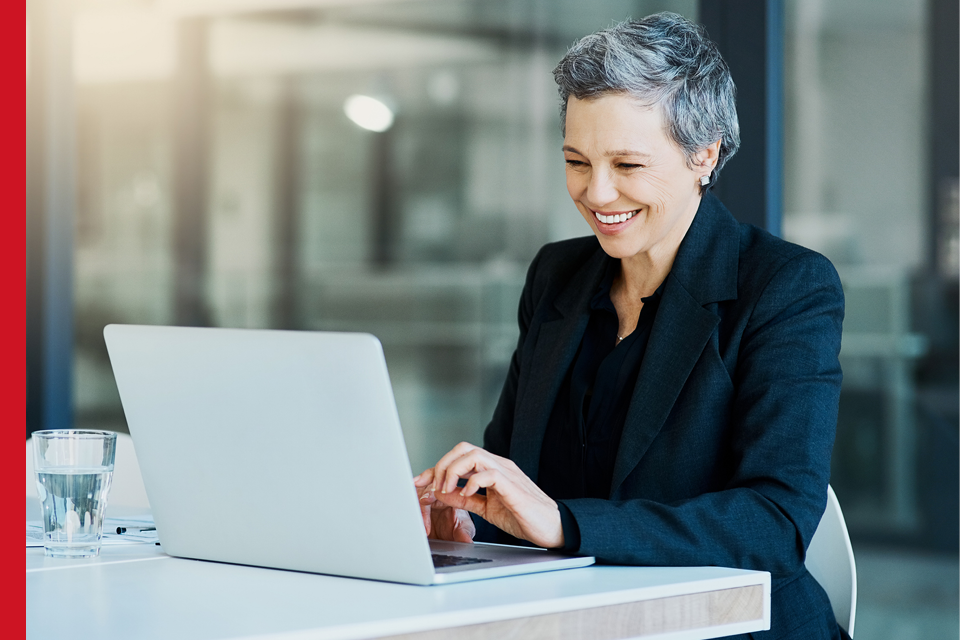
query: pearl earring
[{"left": 699, "top": 175, "right": 710, "bottom": 187}]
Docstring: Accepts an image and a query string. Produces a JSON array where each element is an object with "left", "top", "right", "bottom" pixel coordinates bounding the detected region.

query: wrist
[
  {"left": 542, "top": 502, "right": 565, "bottom": 549},
  {"left": 554, "top": 501, "right": 581, "bottom": 551}
]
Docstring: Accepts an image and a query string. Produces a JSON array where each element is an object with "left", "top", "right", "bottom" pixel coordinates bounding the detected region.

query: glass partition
[{"left": 784, "top": 3, "right": 958, "bottom": 635}]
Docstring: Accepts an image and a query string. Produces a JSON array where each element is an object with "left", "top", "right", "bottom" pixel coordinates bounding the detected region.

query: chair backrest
[
  {"left": 805, "top": 485, "right": 857, "bottom": 637},
  {"left": 27, "top": 432, "right": 151, "bottom": 509}
]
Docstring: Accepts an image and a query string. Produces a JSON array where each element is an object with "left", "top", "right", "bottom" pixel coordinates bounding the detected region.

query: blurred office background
[{"left": 27, "top": 0, "right": 957, "bottom": 636}]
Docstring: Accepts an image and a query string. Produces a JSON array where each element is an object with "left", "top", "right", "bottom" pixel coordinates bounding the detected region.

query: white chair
[
  {"left": 27, "top": 432, "right": 151, "bottom": 508},
  {"left": 805, "top": 484, "right": 857, "bottom": 637}
]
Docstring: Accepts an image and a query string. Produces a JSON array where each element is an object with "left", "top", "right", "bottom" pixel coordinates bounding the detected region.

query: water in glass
[{"left": 37, "top": 469, "right": 113, "bottom": 557}]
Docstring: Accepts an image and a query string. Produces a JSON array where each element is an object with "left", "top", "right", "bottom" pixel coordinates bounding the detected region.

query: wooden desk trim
[{"left": 379, "top": 585, "right": 765, "bottom": 640}]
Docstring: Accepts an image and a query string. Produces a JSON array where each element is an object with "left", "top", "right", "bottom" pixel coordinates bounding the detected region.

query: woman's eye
[
  {"left": 618, "top": 163, "right": 643, "bottom": 170},
  {"left": 565, "top": 159, "right": 586, "bottom": 167}
]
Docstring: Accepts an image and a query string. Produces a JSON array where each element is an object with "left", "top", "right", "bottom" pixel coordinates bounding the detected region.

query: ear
[{"left": 693, "top": 140, "right": 721, "bottom": 175}]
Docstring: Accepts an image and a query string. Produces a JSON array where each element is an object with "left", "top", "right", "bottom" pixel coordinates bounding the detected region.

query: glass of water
[{"left": 32, "top": 430, "right": 117, "bottom": 558}]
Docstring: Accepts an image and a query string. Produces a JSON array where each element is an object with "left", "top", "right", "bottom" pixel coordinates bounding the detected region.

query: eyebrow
[{"left": 562, "top": 145, "right": 653, "bottom": 159}]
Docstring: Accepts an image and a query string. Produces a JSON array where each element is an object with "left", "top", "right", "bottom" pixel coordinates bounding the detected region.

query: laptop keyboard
[{"left": 431, "top": 553, "right": 494, "bottom": 568}]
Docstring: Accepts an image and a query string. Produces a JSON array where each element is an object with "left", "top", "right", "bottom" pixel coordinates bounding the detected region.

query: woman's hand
[
  {"left": 417, "top": 442, "right": 564, "bottom": 549},
  {"left": 413, "top": 468, "right": 476, "bottom": 543}
]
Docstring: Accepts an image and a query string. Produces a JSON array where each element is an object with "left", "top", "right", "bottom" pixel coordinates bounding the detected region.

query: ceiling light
[{"left": 343, "top": 94, "right": 394, "bottom": 133}]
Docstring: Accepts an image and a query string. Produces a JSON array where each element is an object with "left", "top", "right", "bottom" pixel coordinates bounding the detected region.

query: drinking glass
[{"left": 32, "top": 430, "right": 117, "bottom": 557}]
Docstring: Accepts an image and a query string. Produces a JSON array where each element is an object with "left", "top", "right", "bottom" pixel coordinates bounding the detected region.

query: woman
[{"left": 415, "top": 13, "right": 846, "bottom": 640}]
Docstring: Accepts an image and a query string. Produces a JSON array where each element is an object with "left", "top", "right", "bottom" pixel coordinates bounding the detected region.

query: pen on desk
[{"left": 116, "top": 526, "right": 157, "bottom": 534}]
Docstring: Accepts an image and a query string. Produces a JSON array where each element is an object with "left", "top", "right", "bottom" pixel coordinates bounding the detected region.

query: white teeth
[{"left": 595, "top": 210, "right": 637, "bottom": 224}]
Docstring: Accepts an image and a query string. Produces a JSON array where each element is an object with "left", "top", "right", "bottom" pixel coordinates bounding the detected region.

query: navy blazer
[{"left": 478, "top": 194, "right": 846, "bottom": 640}]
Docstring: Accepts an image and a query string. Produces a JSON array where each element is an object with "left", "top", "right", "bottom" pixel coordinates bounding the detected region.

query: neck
[{"left": 617, "top": 194, "right": 701, "bottom": 298}]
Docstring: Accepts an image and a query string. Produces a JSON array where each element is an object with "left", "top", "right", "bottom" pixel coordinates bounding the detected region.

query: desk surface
[{"left": 26, "top": 502, "right": 770, "bottom": 640}]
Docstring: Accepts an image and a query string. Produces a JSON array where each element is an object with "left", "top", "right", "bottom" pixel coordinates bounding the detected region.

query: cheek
[
  {"left": 577, "top": 204, "right": 594, "bottom": 225},
  {"left": 634, "top": 173, "right": 674, "bottom": 212},
  {"left": 565, "top": 168, "right": 592, "bottom": 199},
  {"left": 564, "top": 173, "right": 579, "bottom": 200}
]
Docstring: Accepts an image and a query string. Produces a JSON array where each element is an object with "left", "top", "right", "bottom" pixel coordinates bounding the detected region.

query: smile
[{"left": 594, "top": 209, "right": 638, "bottom": 224}]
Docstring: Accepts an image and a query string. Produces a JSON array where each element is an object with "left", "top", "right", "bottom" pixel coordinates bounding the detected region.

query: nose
[{"left": 586, "top": 168, "right": 619, "bottom": 207}]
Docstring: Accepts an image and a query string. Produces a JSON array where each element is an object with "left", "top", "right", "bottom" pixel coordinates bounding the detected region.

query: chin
[{"left": 593, "top": 233, "right": 643, "bottom": 260}]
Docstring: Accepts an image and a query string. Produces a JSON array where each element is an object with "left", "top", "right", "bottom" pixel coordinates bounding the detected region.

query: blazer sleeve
[{"left": 560, "top": 251, "right": 844, "bottom": 577}]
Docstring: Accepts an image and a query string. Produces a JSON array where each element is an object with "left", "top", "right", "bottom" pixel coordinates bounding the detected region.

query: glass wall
[
  {"left": 784, "top": 0, "right": 958, "bottom": 543},
  {"left": 71, "top": 0, "right": 698, "bottom": 474},
  {"left": 783, "top": 0, "right": 958, "bottom": 635}
]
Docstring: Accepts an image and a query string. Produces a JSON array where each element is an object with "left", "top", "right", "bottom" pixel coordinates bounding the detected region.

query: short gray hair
[{"left": 553, "top": 13, "right": 740, "bottom": 189}]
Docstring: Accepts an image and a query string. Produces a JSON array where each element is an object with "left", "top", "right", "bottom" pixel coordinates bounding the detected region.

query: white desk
[{"left": 26, "top": 502, "right": 770, "bottom": 640}]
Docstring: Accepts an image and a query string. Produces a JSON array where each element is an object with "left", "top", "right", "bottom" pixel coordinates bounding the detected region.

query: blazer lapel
[
  {"left": 509, "top": 248, "right": 607, "bottom": 480},
  {"left": 609, "top": 194, "right": 741, "bottom": 496},
  {"left": 608, "top": 276, "right": 719, "bottom": 495}
]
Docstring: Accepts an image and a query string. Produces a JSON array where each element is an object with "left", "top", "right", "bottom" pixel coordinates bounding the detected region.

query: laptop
[{"left": 103, "top": 324, "right": 594, "bottom": 585}]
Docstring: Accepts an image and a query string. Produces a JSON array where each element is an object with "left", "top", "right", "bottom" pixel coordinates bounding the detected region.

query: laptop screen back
[{"left": 104, "top": 325, "right": 436, "bottom": 584}]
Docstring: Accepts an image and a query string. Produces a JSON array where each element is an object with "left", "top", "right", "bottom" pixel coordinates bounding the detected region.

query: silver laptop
[{"left": 103, "top": 324, "right": 594, "bottom": 585}]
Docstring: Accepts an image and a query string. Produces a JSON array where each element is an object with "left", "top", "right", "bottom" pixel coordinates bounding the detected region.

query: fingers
[
  {"left": 420, "top": 500, "right": 432, "bottom": 536},
  {"left": 423, "top": 501, "right": 475, "bottom": 543},
  {"left": 435, "top": 444, "right": 516, "bottom": 496},
  {"left": 445, "top": 451, "right": 511, "bottom": 495},
  {"left": 428, "top": 447, "right": 521, "bottom": 506},
  {"left": 433, "top": 442, "right": 481, "bottom": 495},
  {"left": 452, "top": 509, "right": 476, "bottom": 543},
  {"left": 415, "top": 468, "right": 438, "bottom": 536},
  {"left": 413, "top": 467, "right": 434, "bottom": 488},
  {"left": 432, "top": 483, "right": 484, "bottom": 516},
  {"left": 416, "top": 459, "right": 482, "bottom": 544},
  {"left": 418, "top": 487, "right": 435, "bottom": 537},
  {"left": 460, "top": 468, "right": 499, "bottom": 498},
  {"left": 433, "top": 462, "right": 563, "bottom": 549}
]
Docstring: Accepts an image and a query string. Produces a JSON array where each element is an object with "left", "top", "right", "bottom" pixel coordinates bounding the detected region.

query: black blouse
[{"left": 536, "top": 258, "right": 663, "bottom": 551}]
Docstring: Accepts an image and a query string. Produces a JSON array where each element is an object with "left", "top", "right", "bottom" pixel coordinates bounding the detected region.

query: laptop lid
[{"left": 103, "top": 325, "right": 592, "bottom": 585}]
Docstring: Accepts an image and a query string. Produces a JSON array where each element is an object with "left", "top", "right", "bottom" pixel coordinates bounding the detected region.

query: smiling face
[{"left": 563, "top": 94, "right": 717, "bottom": 268}]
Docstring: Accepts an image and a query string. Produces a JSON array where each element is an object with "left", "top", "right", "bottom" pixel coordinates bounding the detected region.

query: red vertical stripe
[{"left": 15, "top": 2, "right": 28, "bottom": 636}]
